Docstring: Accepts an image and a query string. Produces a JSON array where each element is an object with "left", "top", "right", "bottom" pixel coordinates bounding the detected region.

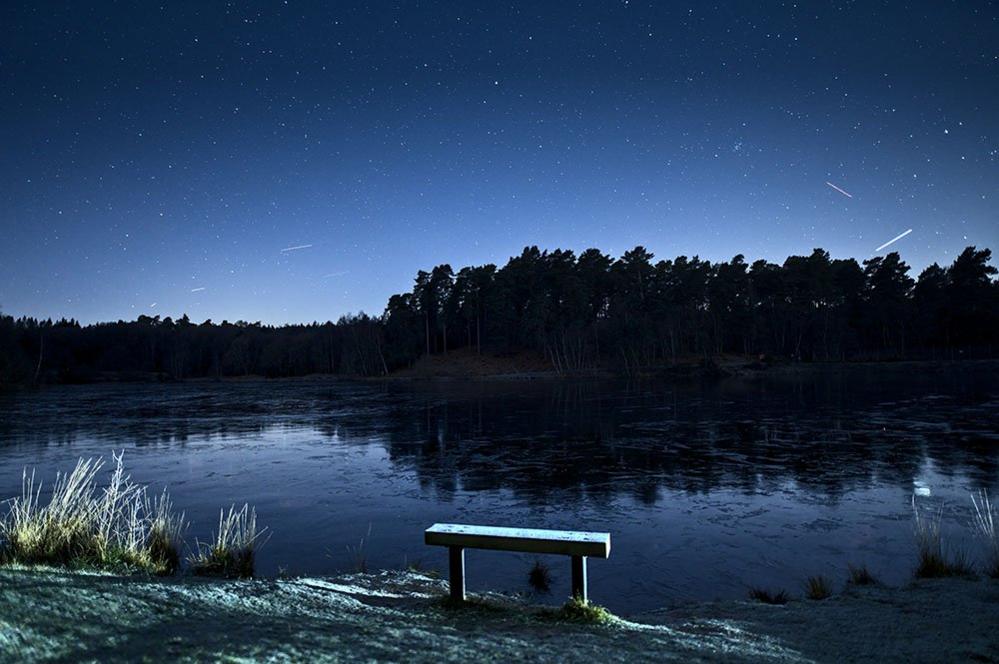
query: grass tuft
[
  {"left": 804, "top": 575, "right": 832, "bottom": 600},
  {"left": 0, "top": 454, "right": 185, "bottom": 575},
  {"left": 528, "top": 559, "right": 552, "bottom": 593},
  {"left": 147, "top": 490, "right": 185, "bottom": 574},
  {"left": 970, "top": 490, "right": 999, "bottom": 579},
  {"left": 912, "top": 496, "right": 976, "bottom": 579},
  {"left": 189, "top": 504, "right": 264, "bottom": 578},
  {"left": 543, "top": 596, "right": 614, "bottom": 624},
  {"left": 847, "top": 564, "right": 879, "bottom": 586},
  {"left": 347, "top": 524, "right": 372, "bottom": 573},
  {"left": 748, "top": 587, "right": 789, "bottom": 605}
]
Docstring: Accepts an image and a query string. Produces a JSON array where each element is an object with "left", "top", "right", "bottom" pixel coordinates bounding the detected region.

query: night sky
[{"left": 2, "top": 2, "right": 996, "bottom": 324}]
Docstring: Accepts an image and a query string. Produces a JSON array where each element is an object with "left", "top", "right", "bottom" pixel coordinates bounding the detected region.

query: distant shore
[
  {"left": 1, "top": 567, "right": 995, "bottom": 662},
  {"left": 379, "top": 353, "right": 999, "bottom": 382},
  {"left": 6, "top": 355, "right": 998, "bottom": 390}
]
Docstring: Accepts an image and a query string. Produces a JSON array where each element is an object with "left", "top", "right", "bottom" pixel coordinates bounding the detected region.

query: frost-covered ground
[{"left": 0, "top": 568, "right": 995, "bottom": 662}]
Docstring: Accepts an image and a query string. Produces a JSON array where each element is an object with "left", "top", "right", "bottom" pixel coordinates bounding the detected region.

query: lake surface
[{"left": 1, "top": 363, "right": 997, "bottom": 614}]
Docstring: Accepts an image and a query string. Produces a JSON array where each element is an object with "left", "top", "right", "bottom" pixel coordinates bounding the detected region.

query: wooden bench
[{"left": 425, "top": 523, "right": 611, "bottom": 602}]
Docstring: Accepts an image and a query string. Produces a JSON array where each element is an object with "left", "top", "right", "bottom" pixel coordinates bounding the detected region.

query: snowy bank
[{"left": 0, "top": 568, "right": 995, "bottom": 662}]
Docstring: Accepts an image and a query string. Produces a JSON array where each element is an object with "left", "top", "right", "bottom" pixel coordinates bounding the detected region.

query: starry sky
[{"left": 2, "top": 2, "right": 996, "bottom": 324}]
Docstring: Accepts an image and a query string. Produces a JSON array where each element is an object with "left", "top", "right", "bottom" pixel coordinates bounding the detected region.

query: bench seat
[{"left": 425, "top": 523, "right": 610, "bottom": 558}]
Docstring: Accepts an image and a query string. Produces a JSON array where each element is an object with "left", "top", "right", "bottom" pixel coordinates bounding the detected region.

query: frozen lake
[{"left": 1, "top": 362, "right": 996, "bottom": 613}]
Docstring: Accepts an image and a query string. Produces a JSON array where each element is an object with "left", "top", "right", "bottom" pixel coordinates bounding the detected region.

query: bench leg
[
  {"left": 570, "top": 555, "right": 588, "bottom": 602},
  {"left": 448, "top": 546, "right": 466, "bottom": 602}
]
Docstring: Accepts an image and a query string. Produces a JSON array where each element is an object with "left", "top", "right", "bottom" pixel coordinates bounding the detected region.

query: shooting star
[
  {"left": 825, "top": 181, "right": 853, "bottom": 198},
  {"left": 875, "top": 228, "right": 913, "bottom": 252},
  {"left": 281, "top": 244, "right": 313, "bottom": 253},
  {"left": 190, "top": 287, "right": 206, "bottom": 293},
  {"left": 322, "top": 271, "right": 349, "bottom": 279},
  {"left": 149, "top": 302, "right": 157, "bottom": 308}
]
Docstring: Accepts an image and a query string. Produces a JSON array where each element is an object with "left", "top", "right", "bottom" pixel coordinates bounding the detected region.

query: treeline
[
  {"left": 0, "top": 314, "right": 387, "bottom": 385},
  {"left": 1, "top": 245, "right": 996, "bottom": 385}
]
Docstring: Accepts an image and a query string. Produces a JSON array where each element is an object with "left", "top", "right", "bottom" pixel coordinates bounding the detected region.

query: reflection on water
[{"left": 0, "top": 362, "right": 996, "bottom": 613}]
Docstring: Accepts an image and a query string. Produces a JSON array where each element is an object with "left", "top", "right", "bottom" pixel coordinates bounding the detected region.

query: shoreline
[
  {"left": 6, "top": 357, "right": 998, "bottom": 390},
  {"left": 1, "top": 567, "right": 995, "bottom": 662}
]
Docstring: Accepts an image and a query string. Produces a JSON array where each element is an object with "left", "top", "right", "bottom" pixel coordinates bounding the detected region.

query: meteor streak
[
  {"left": 190, "top": 287, "right": 206, "bottom": 293},
  {"left": 281, "top": 244, "right": 313, "bottom": 253},
  {"left": 825, "top": 181, "right": 853, "bottom": 198},
  {"left": 875, "top": 229, "right": 913, "bottom": 252}
]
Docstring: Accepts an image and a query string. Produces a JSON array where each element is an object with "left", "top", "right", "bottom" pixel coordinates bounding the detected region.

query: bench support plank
[
  {"left": 448, "top": 546, "right": 465, "bottom": 602},
  {"left": 571, "top": 555, "right": 587, "bottom": 602}
]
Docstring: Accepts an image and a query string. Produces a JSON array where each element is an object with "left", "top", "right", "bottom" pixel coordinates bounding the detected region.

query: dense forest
[{"left": 1, "top": 245, "right": 997, "bottom": 386}]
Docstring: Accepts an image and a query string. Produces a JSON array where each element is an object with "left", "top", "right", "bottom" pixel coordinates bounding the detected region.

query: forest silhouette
[{"left": 1, "top": 245, "right": 996, "bottom": 385}]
